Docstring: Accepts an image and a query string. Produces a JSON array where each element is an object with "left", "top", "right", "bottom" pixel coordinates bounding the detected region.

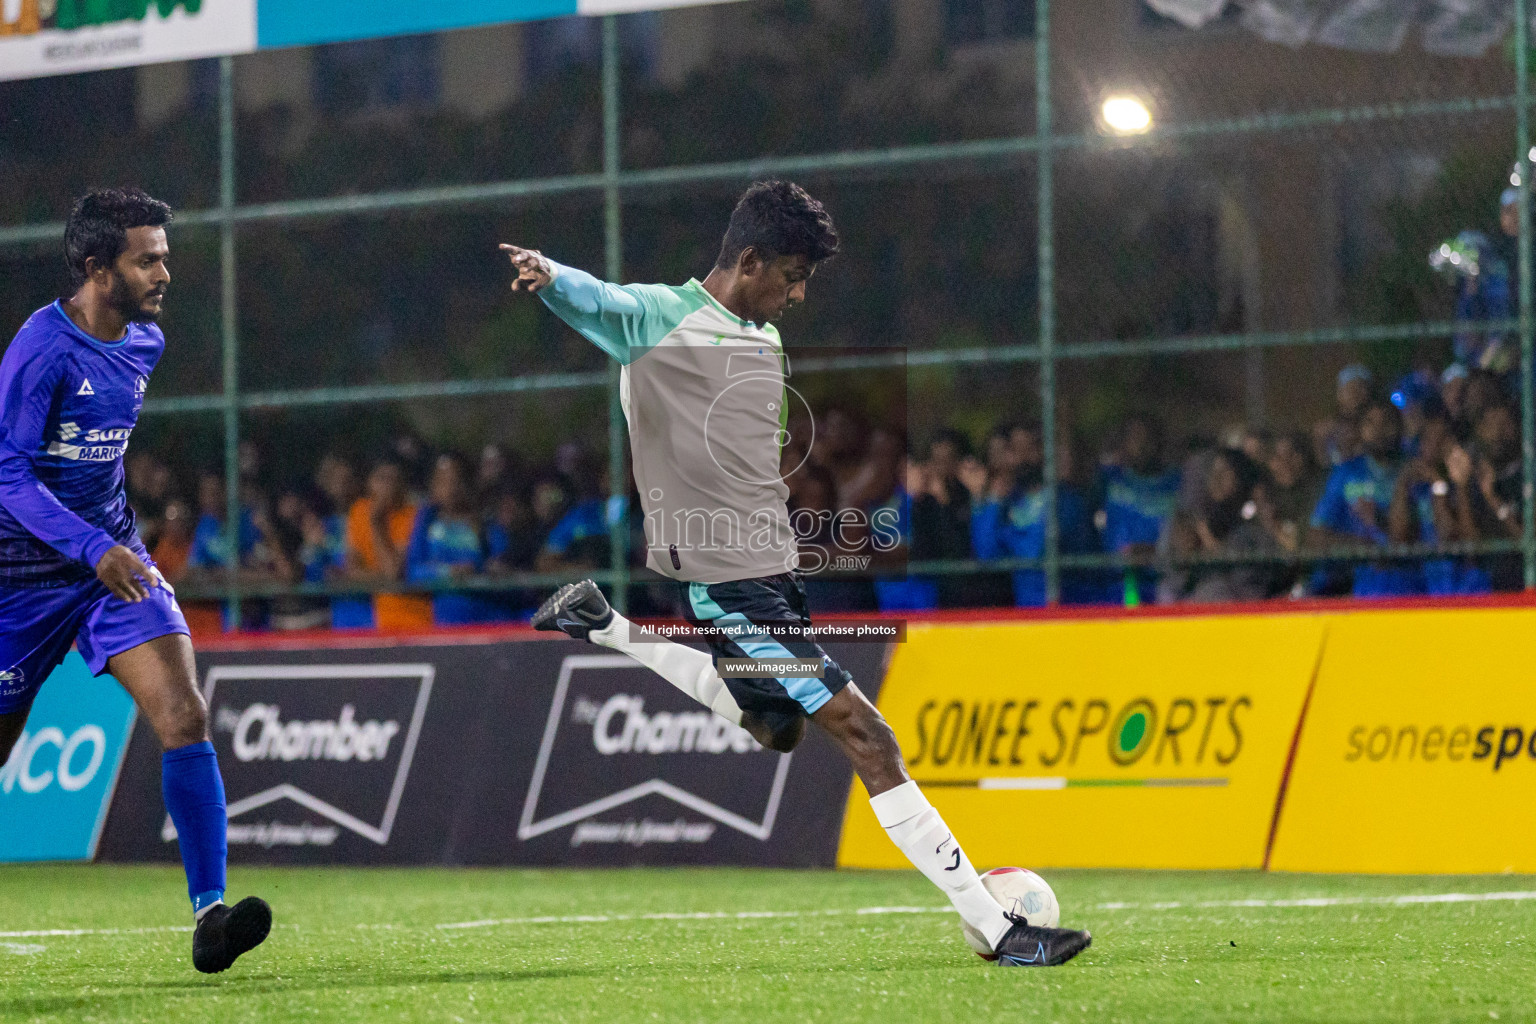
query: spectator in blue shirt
[
  {"left": 1313, "top": 364, "right": 1373, "bottom": 468},
  {"left": 871, "top": 458, "right": 936, "bottom": 611},
  {"left": 183, "top": 471, "right": 263, "bottom": 630},
  {"left": 185, "top": 471, "right": 259, "bottom": 575},
  {"left": 1100, "top": 414, "right": 1180, "bottom": 605},
  {"left": 1386, "top": 412, "right": 1480, "bottom": 596},
  {"left": 966, "top": 423, "right": 1101, "bottom": 606},
  {"left": 314, "top": 452, "right": 372, "bottom": 628},
  {"left": 535, "top": 469, "right": 627, "bottom": 573},
  {"left": 1439, "top": 188, "right": 1519, "bottom": 376},
  {"left": 1311, "top": 401, "right": 1420, "bottom": 597},
  {"left": 405, "top": 451, "right": 511, "bottom": 625}
]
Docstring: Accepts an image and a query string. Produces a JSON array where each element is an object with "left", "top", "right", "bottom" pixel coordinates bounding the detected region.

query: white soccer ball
[{"left": 962, "top": 867, "right": 1061, "bottom": 959}]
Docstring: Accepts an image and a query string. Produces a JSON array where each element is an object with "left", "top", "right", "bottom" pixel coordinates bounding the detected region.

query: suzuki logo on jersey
[
  {"left": 135, "top": 376, "right": 147, "bottom": 395},
  {"left": 47, "top": 424, "right": 131, "bottom": 462}
]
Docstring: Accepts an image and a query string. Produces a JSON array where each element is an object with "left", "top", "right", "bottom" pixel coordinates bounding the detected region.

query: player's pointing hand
[
  {"left": 500, "top": 244, "right": 554, "bottom": 293},
  {"left": 95, "top": 544, "right": 158, "bottom": 603}
]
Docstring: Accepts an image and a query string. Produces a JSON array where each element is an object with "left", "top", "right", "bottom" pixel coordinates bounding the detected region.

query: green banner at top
[
  {"left": 256, "top": 0, "right": 577, "bottom": 49},
  {"left": 0, "top": 0, "right": 735, "bottom": 82}
]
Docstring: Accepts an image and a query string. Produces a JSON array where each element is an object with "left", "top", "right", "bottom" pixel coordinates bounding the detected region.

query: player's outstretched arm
[
  {"left": 498, "top": 243, "right": 697, "bottom": 365},
  {"left": 500, "top": 245, "right": 554, "bottom": 293}
]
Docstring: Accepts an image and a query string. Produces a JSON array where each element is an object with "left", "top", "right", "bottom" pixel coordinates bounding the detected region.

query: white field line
[
  {"left": 434, "top": 906, "right": 949, "bottom": 931},
  {"left": 9, "top": 890, "right": 1536, "bottom": 940},
  {"left": 433, "top": 890, "right": 1536, "bottom": 931},
  {"left": 1098, "top": 890, "right": 1536, "bottom": 911},
  {"left": 2, "top": 942, "right": 46, "bottom": 955},
  {"left": 0, "top": 924, "right": 190, "bottom": 938}
]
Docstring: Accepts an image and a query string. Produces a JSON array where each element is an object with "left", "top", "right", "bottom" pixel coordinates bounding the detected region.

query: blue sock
[{"left": 162, "top": 740, "right": 228, "bottom": 916}]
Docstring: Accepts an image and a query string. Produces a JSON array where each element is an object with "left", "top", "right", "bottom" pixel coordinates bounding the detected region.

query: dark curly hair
[
  {"left": 715, "top": 180, "right": 840, "bottom": 270},
  {"left": 64, "top": 187, "right": 173, "bottom": 289}
]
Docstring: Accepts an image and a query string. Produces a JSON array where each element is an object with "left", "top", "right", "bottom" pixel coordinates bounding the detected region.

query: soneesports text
[
  {"left": 904, "top": 696, "right": 1250, "bottom": 769},
  {"left": 1344, "top": 723, "right": 1536, "bottom": 771}
]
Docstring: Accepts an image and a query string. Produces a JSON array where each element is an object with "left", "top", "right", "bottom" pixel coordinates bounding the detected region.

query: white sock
[
  {"left": 590, "top": 612, "right": 743, "bottom": 724},
  {"left": 193, "top": 899, "right": 224, "bottom": 923},
  {"left": 870, "top": 780, "right": 1013, "bottom": 951}
]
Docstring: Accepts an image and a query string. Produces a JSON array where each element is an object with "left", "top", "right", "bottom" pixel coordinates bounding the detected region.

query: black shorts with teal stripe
[{"left": 682, "top": 572, "right": 852, "bottom": 723}]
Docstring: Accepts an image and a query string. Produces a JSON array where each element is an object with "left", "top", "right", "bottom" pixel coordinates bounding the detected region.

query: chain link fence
[{"left": 0, "top": 0, "right": 1531, "bottom": 621}]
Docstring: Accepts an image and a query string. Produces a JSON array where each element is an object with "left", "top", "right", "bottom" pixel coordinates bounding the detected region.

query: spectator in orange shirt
[
  {"left": 345, "top": 459, "right": 433, "bottom": 630},
  {"left": 151, "top": 498, "right": 195, "bottom": 583}
]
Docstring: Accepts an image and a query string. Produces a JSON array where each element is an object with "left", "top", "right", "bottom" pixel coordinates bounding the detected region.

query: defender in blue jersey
[{"left": 0, "top": 189, "right": 270, "bottom": 973}]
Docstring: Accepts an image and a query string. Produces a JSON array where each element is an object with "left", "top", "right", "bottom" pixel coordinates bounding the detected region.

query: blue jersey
[
  {"left": 869, "top": 488, "right": 940, "bottom": 612},
  {"left": 542, "top": 497, "right": 626, "bottom": 558},
  {"left": 0, "top": 302, "right": 160, "bottom": 587},
  {"left": 186, "top": 510, "right": 259, "bottom": 570},
  {"left": 971, "top": 484, "right": 1103, "bottom": 607},
  {"left": 1100, "top": 465, "right": 1180, "bottom": 552},
  {"left": 1311, "top": 455, "right": 1395, "bottom": 543},
  {"left": 405, "top": 506, "right": 511, "bottom": 625},
  {"left": 1411, "top": 482, "right": 1491, "bottom": 597},
  {"left": 1311, "top": 455, "right": 1419, "bottom": 597}
]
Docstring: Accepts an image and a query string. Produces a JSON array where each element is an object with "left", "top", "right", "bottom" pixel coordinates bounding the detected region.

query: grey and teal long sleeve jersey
[{"left": 538, "top": 260, "right": 797, "bottom": 584}]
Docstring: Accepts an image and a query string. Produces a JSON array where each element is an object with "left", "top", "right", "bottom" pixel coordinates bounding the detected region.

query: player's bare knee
[
  {"left": 743, "top": 712, "right": 804, "bottom": 753},
  {"left": 157, "top": 691, "right": 209, "bottom": 748},
  {"left": 765, "top": 717, "right": 805, "bottom": 753}
]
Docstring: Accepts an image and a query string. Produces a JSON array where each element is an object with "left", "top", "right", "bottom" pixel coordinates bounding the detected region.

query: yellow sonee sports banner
[
  {"left": 1269, "top": 607, "right": 1536, "bottom": 874},
  {"left": 838, "top": 615, "right": 1325, "bottom": 870}
]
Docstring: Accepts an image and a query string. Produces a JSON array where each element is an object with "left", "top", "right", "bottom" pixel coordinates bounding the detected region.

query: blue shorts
[{"left": 0, "top": 565, "right": 189, "bottom": 715}]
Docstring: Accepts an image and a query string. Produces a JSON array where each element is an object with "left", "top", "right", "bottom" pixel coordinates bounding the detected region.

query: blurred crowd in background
[
  {"left": 881, "top": 358, "right": 1524, "bottom": 614},
  {"left": 129, "top": 435, "right": 626, "bottom": 631},
  {"left": 129, "top": 349, "right": 1527, "bottom": 631}
]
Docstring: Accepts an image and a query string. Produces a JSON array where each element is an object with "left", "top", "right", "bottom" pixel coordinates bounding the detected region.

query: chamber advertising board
[{"left": 99, "top": 636, "right": 886, "bottom": 867}]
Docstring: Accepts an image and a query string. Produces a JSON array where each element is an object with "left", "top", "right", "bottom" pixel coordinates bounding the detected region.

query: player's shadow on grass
[{"left": 0, "top": 967, "right": 607, "bottom": 1016}]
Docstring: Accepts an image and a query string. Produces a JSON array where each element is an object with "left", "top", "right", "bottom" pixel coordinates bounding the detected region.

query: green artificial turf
[{"left": 1, "top": 865, "right": 1532, "bottom": 1023}]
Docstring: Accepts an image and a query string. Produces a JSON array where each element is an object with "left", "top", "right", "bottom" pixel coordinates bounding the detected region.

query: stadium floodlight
[
  {"left": 1100, "top": 94, "right": 1153, "bottom": 135},
  {"left": 1512, "top": 146, "right": 1536, "bottom": 187}
]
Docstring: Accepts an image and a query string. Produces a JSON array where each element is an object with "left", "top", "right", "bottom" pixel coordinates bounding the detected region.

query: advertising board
[
  {"left": 0, "top": 653, "right": 137, "bottom": 863},
  {"left": 100, "top": 636, "right": 885, "bottom": 867},
  {"left": 836, "top": 615, "right": 1326, "bottom": 870},
  {"left": 1269, "top": 607, "right": 1536, "bottom": 874}
]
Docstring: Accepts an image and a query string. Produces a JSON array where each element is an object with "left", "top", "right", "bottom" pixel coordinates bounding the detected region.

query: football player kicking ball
[
  {"left": 0, "top": 189, "right": 270, "bottom": 973},
  {"left": 503, "top": 181, "right": 1089, "bottom": 967}
]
